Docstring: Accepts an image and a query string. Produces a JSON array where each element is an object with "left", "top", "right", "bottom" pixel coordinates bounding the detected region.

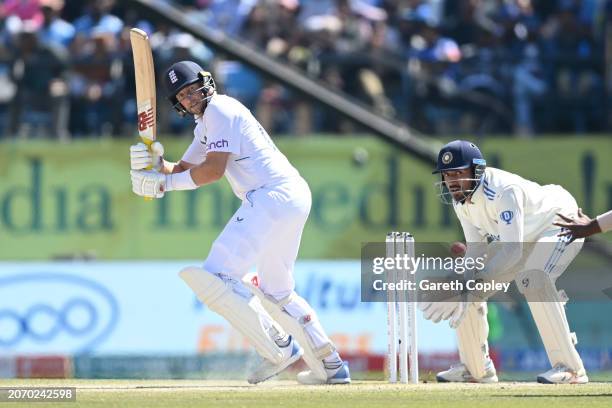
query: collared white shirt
[
  {"left": 181, "top": 94, "right": 300, "bottom": 199},
  {"left": 454, "top": 167, "right": 578, "bottom": 275},
  {"left": 454, "top": 167, "right": 578, "bottom": 243}
]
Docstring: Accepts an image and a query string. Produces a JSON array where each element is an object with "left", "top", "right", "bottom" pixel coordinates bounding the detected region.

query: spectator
[
  {"left": 67, "top": 0, "right": 125, "bottom": 136},
  {"left": 2, "top": 0, "right": 43, "bottom": 27},
  {"left": 0, "top": 23, "right": 16, "bottom": 138},
  {"left": 38, "top": 0, "right": 75, "bottom": 48},
  {"left": 403, "top": 3, "right": 462, "bottom": 133},
  {"left": 0, "top": 0, "right": 608, "bottom": 137},
  {"left": 68, "top": 31, "right": 123, "bottom": 136},
  {"left": 71, "top": 0, "right": 123, "bottom": 53},
  {"left": 8, "top": 20, "right": 69, "bottom": 139},
  {"left": 541, "top": 3, "right": 604, "bottom": 133},
  {"left": 512, "top": 42, "right": 547, "bottom": 137},
  {"left": 194, "top": 0, "right": 257, "bottom": 38}
]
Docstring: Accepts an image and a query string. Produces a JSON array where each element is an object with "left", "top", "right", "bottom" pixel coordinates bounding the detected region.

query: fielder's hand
[
  {"left": 131, "top": 170, "right": 166, "bottom": 198},
  {"left": 554, "top": 208, "right": 601, "bottom": 242},
  {"left": 130, "top": 142, "right": 164, "bottom": 171}
]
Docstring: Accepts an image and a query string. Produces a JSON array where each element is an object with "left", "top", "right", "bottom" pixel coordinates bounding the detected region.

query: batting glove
[
  {"left": 131, "top": 170, "right": 166, "bottom": 198},
  {"left": 130, "top": 142, "right": 164, "bottom": 171}
]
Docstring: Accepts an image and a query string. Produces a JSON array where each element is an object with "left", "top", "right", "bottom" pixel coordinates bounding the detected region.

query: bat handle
[{"left": 142, "top": 138, "right": 154, "bottom": 202}]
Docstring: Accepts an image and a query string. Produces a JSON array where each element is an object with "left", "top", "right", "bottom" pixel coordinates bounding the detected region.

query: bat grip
[{"left": 142, "top": 138, "right": 154, "bottom": 202}]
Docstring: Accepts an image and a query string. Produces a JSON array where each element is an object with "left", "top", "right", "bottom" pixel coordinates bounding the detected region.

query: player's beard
[
  {"left": 186, "top": 100, "right": 205, "bottom": 116},
  {"left": 447, "top": 179, "right": 477, "bottom": 204}
]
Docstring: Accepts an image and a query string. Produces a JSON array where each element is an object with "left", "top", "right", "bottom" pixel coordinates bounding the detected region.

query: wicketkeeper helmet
[{"left": 433, "top": 140, "right": 487, "bottom": 204}]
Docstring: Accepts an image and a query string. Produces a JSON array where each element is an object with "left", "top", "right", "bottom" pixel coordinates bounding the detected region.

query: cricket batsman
[
  {"left": 420, "top": 140, "right": 588, "bottom": 384},
  {"left": 128, "top": 61, "right": 350, "bottom": 385}
]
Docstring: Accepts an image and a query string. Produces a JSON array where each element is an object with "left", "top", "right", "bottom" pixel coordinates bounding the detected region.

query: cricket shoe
[
  {"left": 537, "top": 364, "right": 588, "bottom": 384},
  {"left": 247, "top": 336, "right": 304, "bottom": 384},
  {"left": 436, "top": 360, "right": 498, "bottom": 383},
  {"left": 296, "top": 361, "right": 351, "bottom": 385}
]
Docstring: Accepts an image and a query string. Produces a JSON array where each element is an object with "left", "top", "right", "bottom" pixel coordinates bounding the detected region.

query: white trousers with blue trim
[{"left": 516, "top": 228, "right": 585, "bottom": 374}]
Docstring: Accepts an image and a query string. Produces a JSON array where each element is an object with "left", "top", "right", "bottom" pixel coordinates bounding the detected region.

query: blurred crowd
[{"left": 0, "top": 0, "right": 610, "bottom": 140}]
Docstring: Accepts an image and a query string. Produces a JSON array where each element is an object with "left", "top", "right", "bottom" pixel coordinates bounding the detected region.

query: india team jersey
[
  {"left": 453, "top": 167, "right": 578, "bottom": 243},
  {"left": 181, "top": 94, "right": 300, "bottom": 199}
]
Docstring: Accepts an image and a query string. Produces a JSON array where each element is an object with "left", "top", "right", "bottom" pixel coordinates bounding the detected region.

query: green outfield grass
[{"left": 1, "top": 379, "right": 611, "bottom": 408}]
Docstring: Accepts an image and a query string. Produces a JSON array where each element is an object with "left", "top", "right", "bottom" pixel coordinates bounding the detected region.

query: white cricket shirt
[
  {"left": 181, "top": 94, "right": 300, "bottom": 199},
  {"left": 454, "top": 167, "right": 578, "bottom": 274}
]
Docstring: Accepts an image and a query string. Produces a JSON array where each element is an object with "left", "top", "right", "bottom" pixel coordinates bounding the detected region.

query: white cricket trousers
[{"left": 203, "top": 176, "right": 311, "bottom": 298}]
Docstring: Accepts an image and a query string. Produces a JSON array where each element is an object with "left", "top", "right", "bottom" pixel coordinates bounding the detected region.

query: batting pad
[
  {"left": 247, "top": 283, "right": 334, "bottom": 382},
  {"left": 456, "top": 302, "right": 491, "bottom": 380},
  {"left": 179, "top": 267, "right": 285, "bottom": 364},
  {"left": 519, "top": 269, "right": 585, "bottom": 374}
]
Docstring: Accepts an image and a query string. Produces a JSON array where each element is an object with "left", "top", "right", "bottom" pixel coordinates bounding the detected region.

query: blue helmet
[
  {"left": 433, "top": 140, "right": 487, "bottom": 204},
  {"left": 433, "top": 140, "right": 486, "bottom": 174},
  {"left": 164, "top": 61, "right": 216, "bottom": 116}
]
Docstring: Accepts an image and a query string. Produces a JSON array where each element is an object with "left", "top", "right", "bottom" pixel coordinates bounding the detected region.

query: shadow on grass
[{"left": 497, "top": 394, "right": 612, "bottom": 398}]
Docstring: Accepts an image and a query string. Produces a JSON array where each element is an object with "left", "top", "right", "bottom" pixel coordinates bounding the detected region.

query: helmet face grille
[{"left": 433, "top": 140, "right": 487, "bottom": 205}]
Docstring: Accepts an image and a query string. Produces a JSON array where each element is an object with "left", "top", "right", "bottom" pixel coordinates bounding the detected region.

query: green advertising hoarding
[{"left": 0, "top": 137, "right": 610, "bottom": 260}]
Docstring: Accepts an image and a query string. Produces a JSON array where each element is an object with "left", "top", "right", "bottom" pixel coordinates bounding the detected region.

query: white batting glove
[
  {"left": 130, "top": 170, "right": 167, "bottom": 198},
  {"left": 130, "top": 142, "right": 164, "bottom": 170}
]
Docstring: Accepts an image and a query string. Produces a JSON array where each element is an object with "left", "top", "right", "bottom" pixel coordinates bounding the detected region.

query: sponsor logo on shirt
[
  {"left": 207, "top": 139, "right": 229, "bottom": 150},
  {"left": 485, "top": 233, "right": 500, "bottom": 243},
  {"left": 500, "top": 210, "right": 514, "bottom": 225}
]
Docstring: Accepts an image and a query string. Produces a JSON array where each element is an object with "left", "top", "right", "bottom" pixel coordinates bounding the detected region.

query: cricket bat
[{"left": 130, "top": 28, "right": 157, "bottom": 200}]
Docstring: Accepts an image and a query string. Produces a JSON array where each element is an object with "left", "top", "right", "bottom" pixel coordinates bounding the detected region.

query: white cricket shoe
[
  {"left": 247, "top": 336, "right": 304, "bottom": 384},
  {"left": 296, "top": 361, "right": 351, "bottom": 385},
  {"left": 537, "top": 364, "right": 588, "bottom": 384},
  {"left": 436, "top": 360, "right": 498, "bottom": 383}
]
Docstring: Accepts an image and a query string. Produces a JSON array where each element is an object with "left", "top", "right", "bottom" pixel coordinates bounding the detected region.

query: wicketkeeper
[{"left": 420, "top": 140, "right": 588, "bottom": 384}]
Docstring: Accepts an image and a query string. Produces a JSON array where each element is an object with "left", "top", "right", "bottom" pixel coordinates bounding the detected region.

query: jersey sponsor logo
[
  {"left": 500, "top": 210, "right": 514, "bottom": 225},
  {"left": 168, "top": 70, "right": 178, "bottom": 84},
  {"left": 485, "top": 233, "right": 500, "bottom": 243},
  {"left": 207, "top": 139, "right": 229, "bottom": 150},
  {"left": 137, "top": 107, "right": 155, "bottom": 132}
]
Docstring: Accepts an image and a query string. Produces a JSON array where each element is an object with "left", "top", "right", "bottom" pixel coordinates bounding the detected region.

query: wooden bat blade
[{"left": 130, "top": 28, "right": 157, "bottom": 145}]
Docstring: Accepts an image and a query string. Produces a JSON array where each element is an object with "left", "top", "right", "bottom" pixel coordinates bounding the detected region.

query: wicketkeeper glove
[{"left": 418, "top": 300, "right": 468, "bottom": 329}]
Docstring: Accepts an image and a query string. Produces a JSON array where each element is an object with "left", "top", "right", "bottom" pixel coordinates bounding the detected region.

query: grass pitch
[{"left": 0, "top": 380, "right": 611, "bottom": 408}]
